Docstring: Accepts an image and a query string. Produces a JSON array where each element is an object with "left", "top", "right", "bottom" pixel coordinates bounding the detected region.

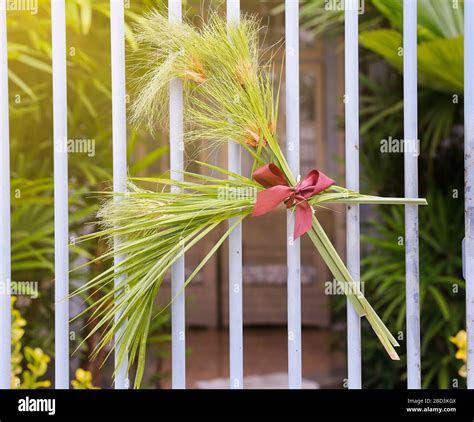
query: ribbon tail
[
  {"left": 252, "top": 185, "right": 292, "bottom": 217},
  {"left": 293, "top": 203, "right": 313, "bottom": 240}
]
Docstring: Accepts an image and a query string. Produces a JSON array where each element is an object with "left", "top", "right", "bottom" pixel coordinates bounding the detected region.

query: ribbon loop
[
  {"left": 252, "top": 163, "right": 288, "bottom": 188},
  {"left": 251, "top": 164, "right": 335, "bottom": 239}
]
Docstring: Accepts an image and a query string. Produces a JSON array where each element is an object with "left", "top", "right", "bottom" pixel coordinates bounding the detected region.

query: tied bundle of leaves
[{"left": 72, "top": 10, "right": 426, "bottom": 388}]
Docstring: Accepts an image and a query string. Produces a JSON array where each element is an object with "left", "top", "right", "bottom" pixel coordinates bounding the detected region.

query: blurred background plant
[
  {"left": 10, "top": 297, "right": 97, "bottom": 389},
  {"left": 295, "top": 0, "right": 465, "bottom": 388},
  {"left": 8, "top": 0, "right": 170, "bottom": 388},
  {"left": 11, "top": 297, "right": 51, "bottom": 389}
]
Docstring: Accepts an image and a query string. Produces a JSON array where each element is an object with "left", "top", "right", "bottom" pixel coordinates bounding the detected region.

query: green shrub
[
  {"left": 360, "top": 191, "right": 464, "bottom": 388},
  {"left": 9, "top": 297, "right": 98, "bottom": 389},
  {"left": 296, "top": 0, "right": 466, "bottom": 388}
]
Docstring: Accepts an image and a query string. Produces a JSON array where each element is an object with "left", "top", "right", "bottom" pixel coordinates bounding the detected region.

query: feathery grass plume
[
  {"left": 73, "top": 166, "right": 258, "bottom": 388},
  {"left": 130, "top": 9, "right": 278, "bottom": 160},
  {"left": 129, "top": 9, "right": 206, "bottom": 131},
  {"left": 73, "top": 9, "right": 427, "bottom": 387},
  {"left": 73, "top": 172, "right": 424, "bottom": 387}
]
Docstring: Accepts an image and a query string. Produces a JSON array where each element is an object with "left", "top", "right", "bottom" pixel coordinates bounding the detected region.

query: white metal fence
[{"left": 0, "top": 0, "right": 472, "bottom": 390}]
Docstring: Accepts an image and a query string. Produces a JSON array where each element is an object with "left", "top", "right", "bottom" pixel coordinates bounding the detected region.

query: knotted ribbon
[{"left": 251, "top": 163, "right": 335, "bottom": 239}]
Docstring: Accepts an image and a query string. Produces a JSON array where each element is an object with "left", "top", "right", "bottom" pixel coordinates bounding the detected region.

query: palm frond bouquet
[{"left": 73, "top": 10, "right": 427, "bottom": 387}]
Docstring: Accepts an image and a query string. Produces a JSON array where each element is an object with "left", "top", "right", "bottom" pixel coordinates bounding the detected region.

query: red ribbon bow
[{"left": 251, "top": 163, "right": 335, "bottom": 239}]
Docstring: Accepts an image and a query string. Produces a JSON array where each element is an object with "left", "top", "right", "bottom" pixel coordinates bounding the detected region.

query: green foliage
[
  {"left": 11, "top": 297, "right": 51, "bottom": 389},
  {"left": 298, "top": 0, "right": 466, "bottom": 388},
  {"left": 7, "top": 0, "right": 169, "bottom": 384},
  {"left": 296, "top": 0, "right": 464, "bottom": 94},
  {"left": 358, "top": 73, "right": 461, "bottom": 179},
  {"left": 357, "top": 3, "right": 466, "bottom": 385},
  {"left": 360, "top": 191, "right": 464, "bottom": 389},
  {"left": 71, "top": 368, "right": 99, "bottom": 389},
  {"left": 371, "top": 0, "right": 463, "bottom": 40},
  {"left": 358, "top": 0, "right": 464, "bottom": 94},
  {"left": 357, "top": 81, "right": 465, "bottom": 388},
  {"left": 295, "top": 0, "right": 464, "bottom": 155},
  {"left": 10, "top": 297, "right": 98, "bottom": 389},
  {"left": 274, "top": 0, "right": 382, "bottom": 38},
  {"left": 297, "top": 0, "right": 464, "bottom": 40},
  {"left": 19, "top": 347, "right": 51, "bottom": 389},
  {"left": 359, "top": 31, "right": 463, "bottom": 94}
]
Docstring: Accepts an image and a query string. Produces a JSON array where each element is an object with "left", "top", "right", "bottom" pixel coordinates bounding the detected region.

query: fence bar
[
  {"left": 0, "top": 0, "right": 11, "bottom": 390},
  {"left": 403, "top": 0, "right": 421, "bottom": 389},
  {"left": 51, "top": 0, "right": 69, "bottom": 389},
  {"left": 169, "top": 0, "right": 186, "bottom": 389},
  {"left": 110, "top": 0, "right": 129, "bottom": 389},
  {"left": 227, "top": 0, "right": 243, "bottom": 390},
  {"left": 344, "top": 2, "right": 361, "bottom": 389},
  {"left": 465, "top": 0, "right": 474, "bottom": 389},
  {"left": 285, "top": 0, "right": 302, "bottom": 389}
]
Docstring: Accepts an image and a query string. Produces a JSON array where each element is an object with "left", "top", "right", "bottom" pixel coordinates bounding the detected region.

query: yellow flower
[
  {"left": 449, "top": 330, "right": 467, "bottom": 362},
  {"left": 450, "top": 330, "right": 467, "bottom": 378},
  {"left": 71, "top": 368, "right": 99, "bottom": 389}
]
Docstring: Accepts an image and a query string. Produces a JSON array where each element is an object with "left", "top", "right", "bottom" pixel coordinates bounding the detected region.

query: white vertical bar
[
  {"left": 51, "top": 0, "right": 69, "bottom": 389},
  {"left": 227, "top": 0, "right": 243, "bottom": 390},
  {"left": 0, "top": 0, "right": 11, "bottom": 390},
  {"left": 465, "top": 0, "right": 474, "bottom": 390},
  {"left": 110, "top": 0, "right": 129, "bottom": 389},
  {"left": 285, "top": 0, "right": 302, "bottom": 389},
  {"left": 344, "top": 2, "right": 361, "bottom": 389},
  {"left": 403, "top": 0, "right": 421, "bottom": 389},
  {"left": 169, "top": 0, "right": 186, "bottom": 390}
]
